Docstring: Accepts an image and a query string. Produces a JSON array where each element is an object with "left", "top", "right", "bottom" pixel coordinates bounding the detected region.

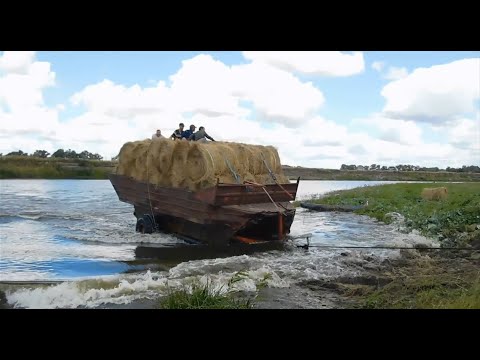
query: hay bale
[
  {"left": 421, "top": 187, "right": 448, "bottom": 201},
  {"left": 170, "top": 140, "right": 190, "bottom": 187},
  {"left": 116, "top": 138, "right": 289, "bottom": 191},
  {"left": 117, "top": 141, "right": 141, "bottom": 175}
]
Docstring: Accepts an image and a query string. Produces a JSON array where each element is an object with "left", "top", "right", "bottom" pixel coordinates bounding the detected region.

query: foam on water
[
  {"left": 2, "top": 179, "right": 441, "bottom": 308},
  {"left": 6, "top": 266, "right": 290, "bottom": 308},
  {"left": 5, "top": 243, "right": 413, "bottom": 309}
]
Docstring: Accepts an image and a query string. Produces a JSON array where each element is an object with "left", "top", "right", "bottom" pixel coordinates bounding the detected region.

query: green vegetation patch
[
  {"left": 361, "top": 260, "right": 480, "bottom": 309},
  {"left": 0, "top": 156, "right": 116, "bottom": 179},
  {"left": 303, "top": 183, "right": 480, "bottom": 247},
  {"left": 158, "top": 280, "right": 253, "bottom": 309}
]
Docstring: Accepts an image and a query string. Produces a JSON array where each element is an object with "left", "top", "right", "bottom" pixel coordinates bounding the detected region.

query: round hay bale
[
  {"left": 170, "top": 140, "right": 190, "bottom": 186},
  {"left": 134, "top": 142, "right": 151, "bottom": 182},
  {"left": 118, "top": 141, "right": 142, "bottom": 177},
  {"left": 248, "top": 145, "right": 266, "bottom": 175},
  {"left": 243, "top": 172, "right": 257, "bottom": 183},
  {"left": 186, "top": 143, "right": 212, "bottom": 183},
  {"left": 206, "top": 142, "right": 233, "bottom": 176},
  {"left": 218, "top": 174, "right": 237, "bottom": 184},
  {"left": 146, "top": 140, "right": 163, "bottom": 174},
  {"left": 239, "top": 144, "right": 253, "bottom": 177},
  {"left": 156, "top": 139, "right": 175, "bottom": 175},
  {"left": 265, "top": 146, "right": 280, "bottom": 173}
]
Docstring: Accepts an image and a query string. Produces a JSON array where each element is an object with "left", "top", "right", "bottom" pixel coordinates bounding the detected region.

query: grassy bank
[
  {"left": 343, "top": 249, "right": 480, "bottom": 309},
  {"left": 299, "top": 182, "right": 480, "bottom": 309},
  {"left": 302, "top": 182, "right": 480, "bottom": 247},
  {"left": 0, "top": 156, "right": 116, "bottom": 179},
  {"left": 283, "top": 167, "right": 480, "bottom": 182},
  {"left": 1, "top": 157, "right": 479, "bottom": 182},
  {"left": 363, "top": 266, "right": 480, "bottom": 309}
]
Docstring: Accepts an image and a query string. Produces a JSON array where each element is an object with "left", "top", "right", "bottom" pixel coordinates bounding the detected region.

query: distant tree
[
  {"left": 64, "top": 149, "right": 78, "bottom": 159},
  {"left": 111, "top": 154, "right": 119, "bottom": 161},
  {"left": 340, "top": 164, "right": 348, "bottom": 170},
  {"left": 51, "top": 149, "right": 66, "bottom": 158},
  {"left": 421, "top": 167, "right": 439, "bottom": 172},
  {"left": 6, "top": 150, "right": 28, "bottom": 156},
  {"left": 78, "top": 150, "right": 91, "bottom": 159},
  {"left": 460, "top": 165, "right": 480, "bottom": 173},
  {"left": 50, "top": 148, "right": 103, "bottom": 160},
  {"left": 32, "top": 150, "right": 50, "bottom": 158},
  {"left": 381, "top": 166, "right": 388, "bottom": 171}
]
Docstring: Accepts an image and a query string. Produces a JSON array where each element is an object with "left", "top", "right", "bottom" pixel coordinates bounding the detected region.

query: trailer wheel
[{"left": 136, "top": 215, "right": 154, "bottom": 234}]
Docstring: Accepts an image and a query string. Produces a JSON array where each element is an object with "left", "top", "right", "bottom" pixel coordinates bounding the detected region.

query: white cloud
[
  {"left": 0, "top": 59, "right": 55, "bottom": 111},
  {"left": 383, "top": 66, "right": 408, "bottom": 80},
  {"left": 371, "top": 61, "right": 385, "bottom": 72},
  {"left": 0, "top": 51, "right": 36, "bottom": 74},
  {"left": 1, "top": 52, "right": 478, "bottom": 168},
  {"left": 71, "top": 79, "right": 170, "bottom": 119},
  {"left": 0, "top": 51, "right": 60, "bottom": 153},
  {"left": 300, "top": 117, "right": 349, "bottom": 147},
  {"left": 381, "top": 58, "right": 480, "bottom": 123},
  {"left": 352, "top": 114, "right": 423, "bottom": 145},
  {"left": 243, "top": 51, "right": 365, "bottom": 77},
  {"left": 71, "top": 54, "right": 325, "bottom": 129},
  {"left": 448, "top": 118, "right": 480, "bottom": 150},
  {"left": 371, "top": 61, "right": 408, "bottom": 80},
  {"left": 231, "top": 61, "right": 324, "bottom": 125}
]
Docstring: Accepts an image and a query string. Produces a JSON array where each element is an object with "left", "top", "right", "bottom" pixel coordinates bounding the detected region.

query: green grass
[
  {"left": 0, "top": 156, "right": 116, "bottom": 179},
  {"left": 158, "top": 280, "right": 253, "bottom": 309},
  {"left": 301, "top": 183, "right": 480, "bottom": 247},
  {"left": 157, "top": 272, "right": 268, "bottom": 309},
  {"left": 363, "top": 272, "right": 480, "bottom": 309}
]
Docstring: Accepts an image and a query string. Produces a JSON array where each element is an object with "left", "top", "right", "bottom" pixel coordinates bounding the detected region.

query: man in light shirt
[{"left": 152, "top": 129, "right": 164, "bottom": 140}]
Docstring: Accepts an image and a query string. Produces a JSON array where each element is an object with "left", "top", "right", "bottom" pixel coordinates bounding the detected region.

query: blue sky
[{"left": 0, "top": 51, "right": 479, "bottom": 168}]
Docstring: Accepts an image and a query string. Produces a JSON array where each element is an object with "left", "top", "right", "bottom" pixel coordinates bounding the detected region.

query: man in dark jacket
[{"left": 190, "top": 126, "right": 215, "bottom": 142}]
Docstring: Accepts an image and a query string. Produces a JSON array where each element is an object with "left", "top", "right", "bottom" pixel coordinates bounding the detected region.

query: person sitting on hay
[{"left": 189, "top": 126, "right": 215, "bottom": 142}]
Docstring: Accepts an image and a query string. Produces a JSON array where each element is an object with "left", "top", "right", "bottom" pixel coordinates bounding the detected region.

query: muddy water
[{"left": 0, "top": 179, "right": 436, "bottom": 308}]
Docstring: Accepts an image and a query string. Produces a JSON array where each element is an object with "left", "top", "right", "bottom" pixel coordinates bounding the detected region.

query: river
[{"left": 0, "top": 179, "right": 437, "bottom": 308}]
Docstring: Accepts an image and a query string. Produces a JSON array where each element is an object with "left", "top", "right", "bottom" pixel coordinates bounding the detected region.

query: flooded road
[{"left": 0, "top": 179, "right": 436, "bottom": 308}]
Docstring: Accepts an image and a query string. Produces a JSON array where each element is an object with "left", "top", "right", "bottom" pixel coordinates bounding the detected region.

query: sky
[{"left": 0, "top": 51, "right": 479, "bottom": 169}]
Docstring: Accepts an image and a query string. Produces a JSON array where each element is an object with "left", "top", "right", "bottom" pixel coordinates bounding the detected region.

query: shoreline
[{"left": 1, "top": 157, "right": 479, "bottom": 182}]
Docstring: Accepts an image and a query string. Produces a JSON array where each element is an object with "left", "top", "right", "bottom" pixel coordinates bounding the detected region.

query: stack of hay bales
[
  {"left": 421, "top": 187, "right": 448, "bottom": 201},
  {"left": 116, "top": 139, "right": 289, "bottom": 191}
]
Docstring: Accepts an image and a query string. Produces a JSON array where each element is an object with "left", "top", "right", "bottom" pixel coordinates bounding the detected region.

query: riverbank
[
  {"left": 283, "top": 166, "right": 480, "bottom": 182},
  {"left": 297, "top": 182, "right": 480, "bottom": 308},
  {"left": 1, "top": 157, "right": 479, "bottom": 181},
  {"left": 272, "top": 248, "right": 479, "bottom": 309},
  {"left": 300, "top": 182, "right": 480, "bottom": 248},
  {"left": 0, "top": 156, "right": 116, "bottom": 179}
]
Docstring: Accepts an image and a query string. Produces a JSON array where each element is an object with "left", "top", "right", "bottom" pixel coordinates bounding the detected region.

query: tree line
[
  {"left": 340, "top": 164, "right": 480, "bottom": 173},
  {"left": 1, "top": 149, "right": 103, "bottom": 160}
]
